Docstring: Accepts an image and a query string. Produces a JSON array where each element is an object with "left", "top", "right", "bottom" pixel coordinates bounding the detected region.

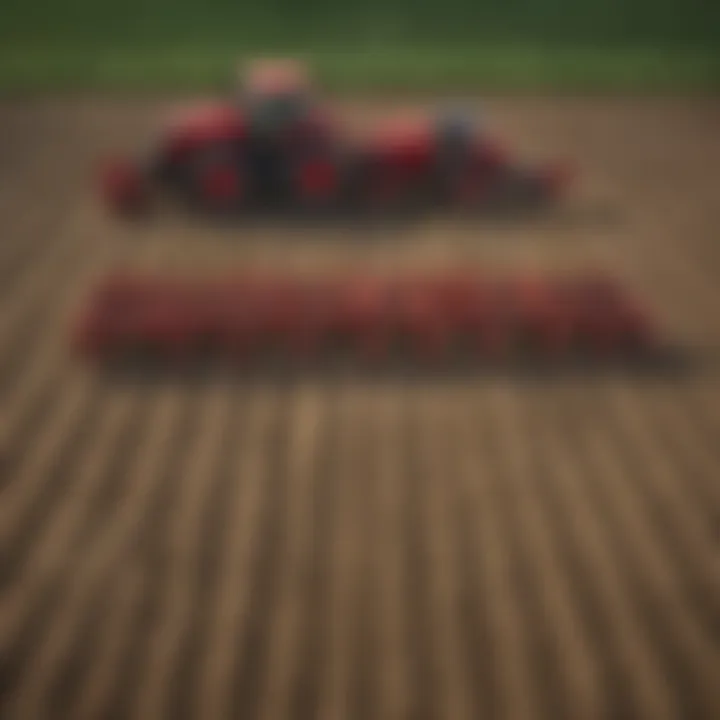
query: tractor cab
[
  {"left": 238, "top": 59, "right": 324, "bottom": 201},
  {"left": 240, "top": 59, "right": 313, "bottom": 141}
]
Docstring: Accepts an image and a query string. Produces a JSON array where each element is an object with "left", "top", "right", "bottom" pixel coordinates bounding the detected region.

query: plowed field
[{"left": 1, "top": 96, "right": 720, "bottom": 720}]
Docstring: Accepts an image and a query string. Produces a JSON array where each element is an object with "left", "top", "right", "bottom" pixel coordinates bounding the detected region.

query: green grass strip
[{"left": 1, "top": 43, "right": 718, "bottom": 94}]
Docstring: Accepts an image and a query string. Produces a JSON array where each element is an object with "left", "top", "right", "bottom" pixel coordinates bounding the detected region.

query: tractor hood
[{"left": 163, "top": 103, "right": 247, "bottom": 157}]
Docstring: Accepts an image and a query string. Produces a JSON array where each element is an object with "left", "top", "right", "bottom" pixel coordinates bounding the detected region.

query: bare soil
[{"left": 1, "top": 96, "right": 720, "bottom": 720}]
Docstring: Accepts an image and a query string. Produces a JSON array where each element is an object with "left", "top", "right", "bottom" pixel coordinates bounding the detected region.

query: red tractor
[{"left": 101, "top": 59, "right": 574, "bottom": 217}]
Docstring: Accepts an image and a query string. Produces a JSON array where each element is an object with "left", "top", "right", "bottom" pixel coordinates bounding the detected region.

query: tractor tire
[{"left": 187, "top": 144, "right": 246, "bottom": 216}]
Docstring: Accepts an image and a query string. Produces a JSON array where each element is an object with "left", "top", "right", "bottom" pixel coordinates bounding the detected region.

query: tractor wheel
[
  {"left": 293, "top": 153, "right": 340, "bottom": 211},
  {"left": 188, "top": 146, "right": 246, "bottom": 216}
]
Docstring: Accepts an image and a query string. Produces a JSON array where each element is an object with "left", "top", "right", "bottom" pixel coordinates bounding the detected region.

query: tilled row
[{"left": 3, "top": 98, "right": 720, "bottom": 720}]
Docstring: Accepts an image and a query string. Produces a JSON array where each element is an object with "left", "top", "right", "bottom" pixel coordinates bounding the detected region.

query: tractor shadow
[
  {"left": 95, "top": 346, "right": 705, "bottom": 390},
  {"left": 145, "top": 197, "right": 625, "bottom": 242}
]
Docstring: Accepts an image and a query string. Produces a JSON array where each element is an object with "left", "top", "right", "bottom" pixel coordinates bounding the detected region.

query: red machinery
[
  {"left": 72, "top": 270, "right": 666, "bottom": 367},
  {"left": 100, "top": 60, "right": 573, "bottom": 217}
]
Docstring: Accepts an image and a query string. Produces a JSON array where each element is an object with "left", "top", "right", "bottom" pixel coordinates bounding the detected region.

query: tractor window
[{"left": 248, "top": 92, "right": 309, "bottom": 137}]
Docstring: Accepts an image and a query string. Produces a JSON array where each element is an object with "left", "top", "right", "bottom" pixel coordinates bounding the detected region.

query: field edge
[{"left": 1, "top": 43, "right": 719, "bottom": 93}]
